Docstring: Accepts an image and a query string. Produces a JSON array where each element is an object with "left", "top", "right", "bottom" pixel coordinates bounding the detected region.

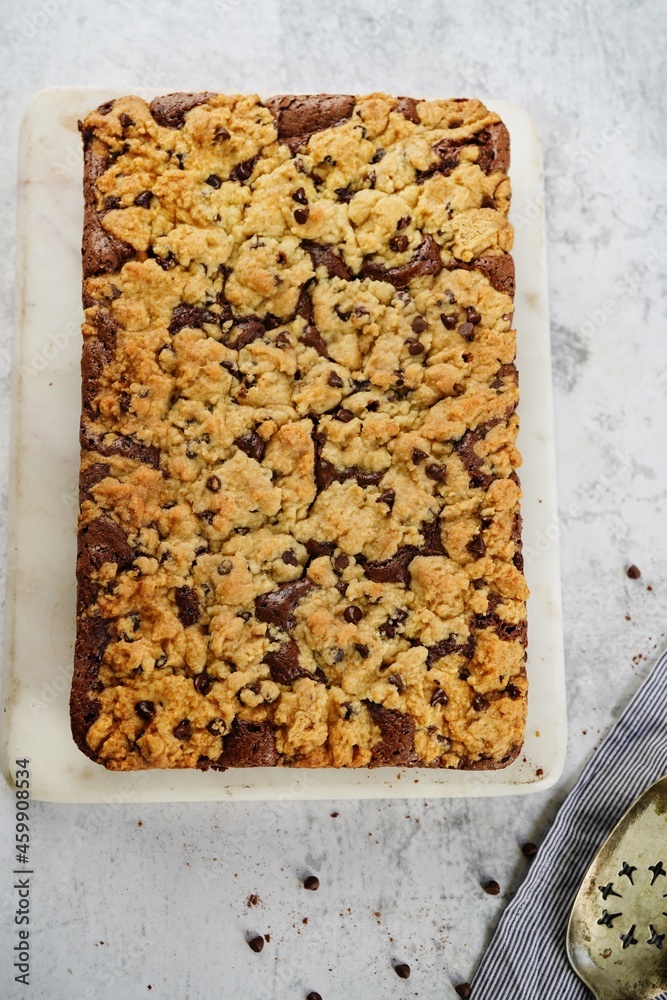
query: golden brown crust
[{"left": 71, "top": 92, "right": 527, "bottom": 772}]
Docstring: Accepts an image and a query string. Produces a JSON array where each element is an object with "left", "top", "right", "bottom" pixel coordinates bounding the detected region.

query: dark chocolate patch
[
  {"left": 265, "top": 94, "right": 356, "bottom": 153},
  {"left": 362, "top": 235, "right": 443, "bottom": 288},
  {"left": 227, "top": 317, "right": 265, "bottom": 351},
  {"left": 302, "top": 240, "right": 352, "bottom": 280},
  {"left": 148, "top": 92, "right": 212, "bottom": 129},
  {"left": 77, "top": 516, "right": 135, "bottom": 613},
  {"left": 219, "top": 718, "right": 279, "bottom": 767},
  {"left": 174, "top": 586, "right": 201, "bottom": 627},
  {"left": 169, "top": 303, "right": 219, "bottom": 334},
  {"left": 79, "top": 462, "right": 111, "bottom": 503},
  {"left": 81, "top": 309, "right": 118, "bottom": 412},
  {"left": 366, "top": 703, "right": 421, "bottom": 767},
  {"left": 255, "top": 579, "right": 314, "bottom": 628},
  {"left": 80, "top": 424, "right": 161, "bottom": 470},
  {"left": 263, "top": 639, "right": 314, "bottom": 685},
  {"left": 394, "top": 96, "right": 420, "bottom": 124},
  {"left": 363, "top": 547, "right": 417, "bottom": 586},
  {"left": 80, "top": 139, "right": 136, "bottom": 278},
  {"left": 447, "top": 253, "right": 515, "bottom": 297},
  {"left": 301, "top": 324, "right": 330, "bottom": 359},
  {"left": 230, "top": 154, "right": 260, "bottom": 183}
]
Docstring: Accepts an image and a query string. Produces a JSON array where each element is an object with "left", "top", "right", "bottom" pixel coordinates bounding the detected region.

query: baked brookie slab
[{"left": 72, "top": 91, "right": 528, "bottom": 772}]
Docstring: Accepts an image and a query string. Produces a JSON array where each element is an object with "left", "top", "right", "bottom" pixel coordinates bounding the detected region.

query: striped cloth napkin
[{"left": 472, "top": 648, "right": 667, "bottom": 999}]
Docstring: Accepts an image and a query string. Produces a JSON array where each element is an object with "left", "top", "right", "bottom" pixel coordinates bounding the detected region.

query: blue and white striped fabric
[{"left": 473, "top": 649, "right": 667, "bottom": 999}]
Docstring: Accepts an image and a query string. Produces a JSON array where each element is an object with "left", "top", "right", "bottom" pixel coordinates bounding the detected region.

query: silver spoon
[{"left": 567, "top": 775, "right": 667, "bottom": 999}]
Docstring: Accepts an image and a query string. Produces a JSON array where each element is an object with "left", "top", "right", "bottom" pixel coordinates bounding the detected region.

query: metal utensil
[{"left": 567, "top": 775, "right": 667, "bottom": 999}]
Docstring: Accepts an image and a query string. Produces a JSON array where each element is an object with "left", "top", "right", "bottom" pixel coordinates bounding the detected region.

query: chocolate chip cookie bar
[{"left": 72, "top": 92, "right": 528, "bottom": 772}]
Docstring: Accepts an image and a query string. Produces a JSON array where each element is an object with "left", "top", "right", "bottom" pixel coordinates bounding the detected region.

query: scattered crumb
[
  {"left": 137, "top": 820, "right": 143, "bottom": 827},
  {"left": 302, "top": 917, "right": 308, "bottom": 925},
  {"left": 627, "top": 564, "right": 641, "bottom": 579},
  {"left": 536, "top": 768, "right": 544, "bottom": 777},
  {"left": 247, "top": 894, "right": 260, "bottom": 908},
  {"left": 625, "top": 614, "right": 631, "bottom": 621},
  {"left": 264, "top": 934, "right": 270, "bottom": 943},
  {"left": 330, "top": 812, "right": 339, "bottom": 818}
]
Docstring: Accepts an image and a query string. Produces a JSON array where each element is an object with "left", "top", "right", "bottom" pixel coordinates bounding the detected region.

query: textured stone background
[{"left": 0, "top": 1, "right": 666, "bottom": 997}]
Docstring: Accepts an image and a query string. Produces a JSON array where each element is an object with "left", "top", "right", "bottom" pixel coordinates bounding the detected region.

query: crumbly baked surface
[{"left": 72, "top": 92, "right": 528, "bottom": 772}]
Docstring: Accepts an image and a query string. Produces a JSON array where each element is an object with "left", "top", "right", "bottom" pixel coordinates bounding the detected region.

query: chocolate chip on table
[
  {"left": 217, "top": 559, "right": 233, "bottom": 576},
  {"left": 483, "top": 880, "right": 500, "bottom": 895},
  {"left": 441, "top": 312, "right": 458, "bottom": 329},
  {"left": 458, "top": 321, "right": 475, "bottom": 341},
  {"left": 411, "top": 316, "right": 428, "bottom": 334},
  {"left": 327, "top": 371, "right": 344, "bottom": 388},
  {"left": 521, "top": 842, "right": 538, "bottom": 859},
  {"left": 135, "top": 700, "right": 156, "bottom": 721},
  {"left": 282, "top": 550, "right": 298, "bottom": 566},
  {"left": 343, "top": 605, "right": 363, "bottom": 623},
  {"left": 455, "top": 984, "right": 472, "bottom": 998},
  {"left": 303, "top": 875, "right": 320, "bottom": 890},
  {"left": 248, "top": 936, "right": 264, "bottom": 953},
  {"left": 294, "top": 207, "right": 310, "bottom": 224},
  {"left": 193, "top": 672, "right": 211, "bottom": 695},
  {"left": 172, "top": 720, "right": 192, "bottom": 740},
  {"left": 426, "top": 463, "right": 446, "bottom": 482},
  {"left": 394, "top": 963, "right": 411, "bottom": 979},
  {"left": 292, "top": 186, "right": 308, "bottom": 204},
  {"left": 627, "top": 564, "right": 641, "bottom": 579},
  {"left": 412, "top": 448, "right": 427, "bottom": 464},
  {"left": 306, "top": 993, "right": 322, "bottom": 1000},
  {"left": 206, "top": 475, "right": 221, "bottom": 492},
  {"left": 389, "top": 234, "right": 409, "bottom": 253},
  {"left": 376, "top": 489, "right": 395, "bottom": 508}
]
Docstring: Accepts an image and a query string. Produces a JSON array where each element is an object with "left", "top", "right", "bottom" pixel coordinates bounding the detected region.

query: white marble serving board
[{"left": 1, "top": 88, "right": 565, "bottom": 802}]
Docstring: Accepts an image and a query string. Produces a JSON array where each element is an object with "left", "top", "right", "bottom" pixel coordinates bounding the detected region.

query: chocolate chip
[
  {"left": 441, "top": 313, "right": 457, "bottom": 329},
  {"left": 303, "top": 875, "right": 320, "bottom": 890},
  {"left": 248, "top": 936, "right": 264, "bottom": 953},
  {"left": 412, "top": 449, "right": 427, "bottom": 464},
  {"left": 521, "top": 842, "right": 538, "bottom": 859},
  {"left": 279, "top": 550, "right": 297, "bottom": 567},
  {"left": 430, "top": 688, "right": 448, "bottom": 707},
  {"left": 388, "top": 673, "right": 406, "bottom": 693},
  {"left": 294, "top": 207, "right": 310, "bottom": 224},
  {"left": 206, "top": 475, "right": 221, "bottom": 492},
  {"left": 135, "top": 700, "right": 156, "bottom": 721},
  {"left": 264, "top": 639, "right": 313, "bottom": 685},
  {"left": 355, "top": 644, "right": 369, "bottom": 659},
  {"left": 231, "top": 156, "right": 257, "bottom": 182},
  {"left": 455, "top": 983, "right": 472, "bottom": 998},
  {"left": 397, "top": 216, "right": 411, "bottom": 230},
  {"left": 506, "top": 684, "right": 521, "bottom": 700},
  {"left": 292, "top": 187, "right": 308, "bottom": 204},
  {"left": 193, "top": 673, "right": 211, "bottom": 695},
  {"left": 467, "top": 534, "right": 486, "bottom": 559},
  {"left": 327, "top": 371, "right": 344, "bottom": 388},
  {"left": 425, "top": 463, "right": 446, "bottom": 482},
  {"left": 119, "top": 112, "right": 133, "bottom": 128},
  {"left": 173, "top": 720, "right": 192, "bottom": 740},
  {"left": 175, "top": 586, "right": 200, "bottom": 626},
  {"left": 458, "top": 321, "right": 475, "bottom": 341},
  {"left": 333, "top": 554, "right": 349, "bottom": 573},
  {"left": 214, "top": 126, "right": 230, "bottom": 142},
  {"left": 133, "top": 190, "right": 153, "bottom": 208},
  {"left": 344, "top": 605, "right": 363, "bottom": 624},
  {"left": 483, "top": 880, "right": 500, "bottom": 895},
  {"left": 306, "top": 993, "right": 322, "bottom": 1000},
  {"left": 306, "top": 540, "right": 335, "bottom": 558},
  {"left": 472, "top": 694, "right": 489, "bottom": 712},
  {"left": 379, "top": 622, "right": 395, "bottom": 639},
  {"left": 331, "top": 647, "right": 344, "bottom": 664},
  {"left": 389, "top": 234, "right": 409, "bottom": 252},
  {"left": 481, "top": 193, "right": 495, "bottom": 209},
  {"left": 411, "top": 316, "right": 428, "bottom": 334},
  {"left": 394, "top": 964, "right": 411, "bottom": 979},
  {"left": 255, "top": 579, "right": 314, "bottom": 628},
  {"left": 302, "top": 324, "right": 330, "bottom": 358},
  {"left": 234, "top": 431, "right": 265, "bottom": 462},
  {"left": 155, "top": 654, "right": 168, "bottom": 669},
  {"left": 627, "top": 564, "right": 641, "bottom": 579},
  {"left": 206, "top": 174, "right": 222, "bottom": 188},
  {"left": 376, "top": 489, "right": 395, "bottom": 509},
  {"left": 336, "top": 409, "right": 354, "bottom": 423},
  {"left": 217, "top": 559, "right": 233, "bottom": 576},
  {"left": 466, "top": 306, "right": 482, "bottom": 326},
  {"left": 407, "top": 340, "right": 425, "bottom": 355}
]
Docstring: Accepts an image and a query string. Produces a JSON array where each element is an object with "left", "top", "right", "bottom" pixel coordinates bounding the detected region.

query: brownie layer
[{"left": 72, "top": 92, "right": 527, "bottom": 771}]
